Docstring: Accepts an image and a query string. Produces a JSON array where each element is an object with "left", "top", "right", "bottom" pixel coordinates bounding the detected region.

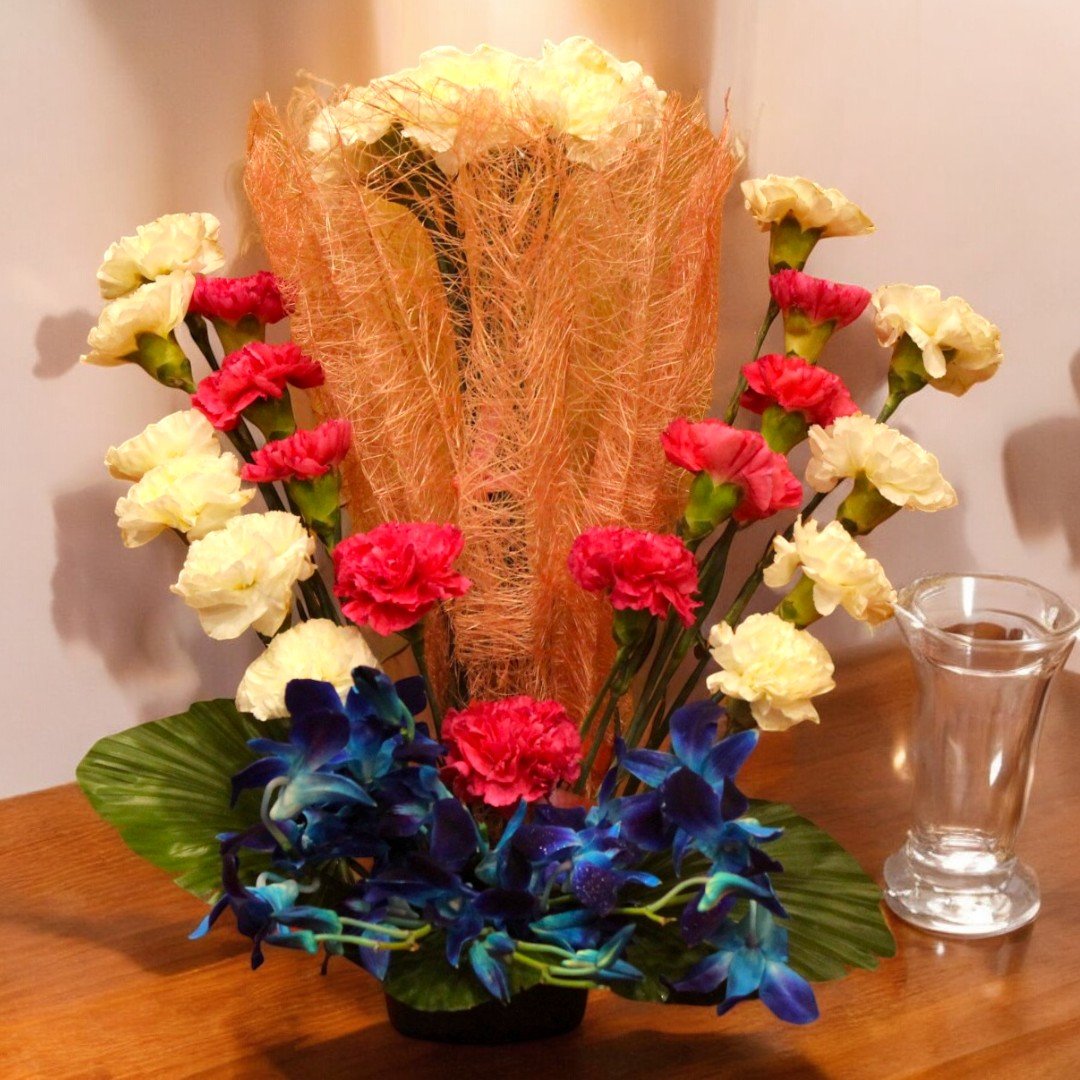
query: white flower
[
  {"left": 115, "top": 453, "right": 254, "bottom": 547},
  {"left": 706, "top": 613, "right": 835, "bottom": 731},
  {"left": 872, "top": 284, "right": 1003, "bottom": 395},
  {"left": 308, "top": 38, "right": 666, "bottom": 175},
  {"left": 528, "top": 37, "right": 667, "bottom": 167},
  {"left": 81, "top": 270, "right": 194, "bottom": 366},
  {"left": 309, "top": 44, "right": 531, "bottom": 176},
  {"left": 805, "top": 413, "right": 957, "bottom": 511},
  {"left": 97, "top": 212, "right": 224, "bottom": 300},
  {"left": 764, "top": 517, "right": 896, "bottom": 625},
  {"left": 740, "top": 175, "right": 874, "bottom": 238},
  {"left": 236, "top": 619, "right": 380, "bottom": 720},
  {"left": 105, "top": 410, "right": 221, "bottom": 482},
  {"left": 171, "top": 512, "right": 316, "bottom": 640}
]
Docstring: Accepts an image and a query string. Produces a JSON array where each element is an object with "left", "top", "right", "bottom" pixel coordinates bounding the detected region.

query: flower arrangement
[{"left": 76, "top": 39, "right": 1002, "bottom": 1039}]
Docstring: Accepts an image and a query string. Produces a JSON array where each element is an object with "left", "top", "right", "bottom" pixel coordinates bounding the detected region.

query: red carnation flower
[
  {"left": 661, "top": 419, "right": 802, "bottom": 523},
  {"left": 241, "top": 419, "right": 352, "bottom": 483},
  {"left": 568, "top": 527, "right": 700, "bottom": 627},
  {"left": 442, "top": 696, "right": 582, "bottom": 807},
  {"left": 332, "top": 521, "right": 472, "bottom": 636},
  {"left": 188, "top": 272, "right": 288, "bottom": 325},
  {"left": 192, "top": 342, "right": 324, "bottom": 431},
  {"left": 769, "top": 269, "right": 871, "bottom": 363},
  {"left": 740, "top": 354, "right": 859, "bottom": 427},
  {"left": 769, "top": 269, "right": 871, "bottom": 329}
]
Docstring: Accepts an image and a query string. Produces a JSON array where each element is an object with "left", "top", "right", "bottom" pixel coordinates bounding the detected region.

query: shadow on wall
[
  {"left": 51, "top": 482, "right": 258, "bottom": 723},
  {"left": 1004, "top": 348, "right": 1080, "bottom": 568},
  {"left": 34, "top": 310, "right": 96, "bottom": 380}
]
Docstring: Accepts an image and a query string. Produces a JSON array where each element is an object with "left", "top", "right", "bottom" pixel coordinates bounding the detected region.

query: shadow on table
[{"left": 258, "top": 1022, "right": 828, "bottom": 1080}]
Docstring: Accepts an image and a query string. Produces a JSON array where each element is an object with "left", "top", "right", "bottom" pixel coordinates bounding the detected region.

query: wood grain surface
[{"left": 2, "top": 648, "right": 1078, "bottom": 1079}]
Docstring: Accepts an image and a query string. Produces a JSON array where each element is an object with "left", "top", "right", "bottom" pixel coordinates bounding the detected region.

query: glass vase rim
[{"left": 895, "top": 571, "right": 1080, "bottom": 653}]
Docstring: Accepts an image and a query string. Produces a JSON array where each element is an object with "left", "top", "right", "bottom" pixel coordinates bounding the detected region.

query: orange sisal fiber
[{"left": 244, "top": 86, "right": 736, "bottom": 721}]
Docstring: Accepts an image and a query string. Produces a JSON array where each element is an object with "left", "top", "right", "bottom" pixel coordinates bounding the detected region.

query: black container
[{"left": 384, "top": 985, "right": 589, "bottom": 1044}]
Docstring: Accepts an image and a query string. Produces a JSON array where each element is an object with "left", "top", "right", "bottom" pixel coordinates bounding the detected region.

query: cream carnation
[
  {"left": 308, "top": 38, "right": 666, "bottom": 175},
  {"left": 97, "top": 212, "right": 224, "bottom": 300},
  {"left": 171, "top": 511, "right": 316, "bottom": 640},
  {"left": 81, "top": 271, "right": 194, "bottom": 367},
  {"left": 872, "top": 284, "right": 1003, "bottom": 395},
  {"left": 706, "top": 614, "right": 835, "bottom": 731},
  {"left": 741, "top": 175, "right": 874, "bottom": 238},
  {"left": 115, "top": 453, "right": 253, "bottom": 547},
  {"left": 105, "top": 410, "right": 221, "bottom": 482},
  {"left": 236, "top": 619, "right": 380, "bottom": 721},
  {"left": 529, "top": 37, "right": 666, "bottom": 167},
  {"left": 805, "top": 414, "right": 957, "bottom": 511},
  {"left": 309, "top": 44, "right": 530, "bottom": 176},
  {"left": 764, "top": 517, "right": 896, "bottom": 626}
]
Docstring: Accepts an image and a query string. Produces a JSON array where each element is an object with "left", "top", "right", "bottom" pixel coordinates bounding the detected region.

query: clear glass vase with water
[{"left": 883, "top": 573, "right": 1078, "bottom": 937}]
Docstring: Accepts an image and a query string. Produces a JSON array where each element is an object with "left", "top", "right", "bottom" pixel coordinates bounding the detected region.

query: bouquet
[{"left": 77, "top": 39, "right": 1002, "bottom": 1034}]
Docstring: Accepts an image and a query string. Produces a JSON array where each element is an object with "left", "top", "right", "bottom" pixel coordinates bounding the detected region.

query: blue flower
[
  {"left": 672, "top": 903, "right": 819, "bottom": 1024},
  {"left": 190, "top": 854, "right": 340, "bottom": 969}
]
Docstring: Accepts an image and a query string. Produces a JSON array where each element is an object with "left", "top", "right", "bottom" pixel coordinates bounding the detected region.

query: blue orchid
[
  {"left": 672, "top": 903, "right": 819, "bottom": 1025},
  {"left": 191, "top": 855, "right": 340, "bottom": 969},
  {"left": 231, "top": 680, "right": 375, "bottom": 821}
]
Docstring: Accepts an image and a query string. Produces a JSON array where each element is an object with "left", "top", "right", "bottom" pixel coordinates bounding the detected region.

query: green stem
[
  {"left": 578, "top": 652, "right": 626, "bottom": 740},
  {"left": 574, "top": 692, "right": 623, "bottom": 794},
  {"left": 406, "top": 626, "right": 442, "bottom": 736},
  {"left": 623, "top": 521, "right": 737, "bottom": 751},
  {"left": 877, "top": 392, "right": 904, "bottom": 424},
  {"left": 337, "top": 917, "right": 416, "bottom": 940},
  {"left": 184, "top": 313, "right": 220, "bottom": 372},
  {"left": 723, "top": 298, "right": 780, "bottom": 425}
]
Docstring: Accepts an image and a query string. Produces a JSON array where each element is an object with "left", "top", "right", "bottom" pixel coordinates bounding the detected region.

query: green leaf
[
  {"left": 751, "top": 800, "right": 896, "bottom": 982},
  {"left": 76, "top": 700, "right": 286, "bottom": 902},
  {"left": 383, "top": 932, "right": 542, "bottom": 1012},
  {"left": 611, "top": 918, "right": 713, "bottom": 1004}
]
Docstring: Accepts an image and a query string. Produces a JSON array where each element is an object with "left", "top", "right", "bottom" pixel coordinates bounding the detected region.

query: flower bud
[
  {"left": 133, "top": 332, "right": 196, "bottom": 392},
  {"left": 886, "top": 333, "right": 931, "bottom": 403},
  {"left": 768, "top": 215, "right": 820, "bottom": 273},
  {"left": 243, "top": 393, "right": 297, "bottom": 442},
  {"left": 286, "top": 472, "right": 343, "bottom": 549},
  {"left": 759, "top": 405, "right": 809, "bottom": 456},
  {"left": 775, "top": 574, "right": 820, "bottom": 629},
  {"left": 835, "top": 474, "right": 901, "bottom": 536},
  {"left": 612, "top": 607, "right": 652, "bottom": 648},
  {"left": 684, "top": 473, "right": 741, "bottom": 540}
]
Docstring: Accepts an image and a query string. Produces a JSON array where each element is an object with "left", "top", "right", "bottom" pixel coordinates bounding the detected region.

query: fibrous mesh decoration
[{"left": 244, "top": 77, "right": 736, "bottom": 722}]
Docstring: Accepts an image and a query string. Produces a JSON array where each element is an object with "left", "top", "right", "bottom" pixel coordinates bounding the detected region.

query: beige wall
[{"left": 5, "top": 0, "right": 1077, "bottom": 796}]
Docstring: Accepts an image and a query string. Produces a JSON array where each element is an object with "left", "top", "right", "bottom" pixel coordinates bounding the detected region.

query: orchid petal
[
  {"left": 670, "top": 699, "right": 722, "bottom": 771},
  {"left": 760, "top": 961, "right": 819, "bottom": 1024}
]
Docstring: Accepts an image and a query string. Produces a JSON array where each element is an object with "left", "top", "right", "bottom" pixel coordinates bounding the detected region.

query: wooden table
[{"left": 3, "top": 649, "right": 1078, "bottom": 1078}]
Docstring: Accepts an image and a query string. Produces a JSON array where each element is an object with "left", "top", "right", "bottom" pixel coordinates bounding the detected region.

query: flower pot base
[{"left": 384, "top": 986, "right": 588, "bottom": 1044}]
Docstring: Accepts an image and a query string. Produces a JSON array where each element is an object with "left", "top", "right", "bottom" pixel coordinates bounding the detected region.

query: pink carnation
[
  {"left": 442, "top": 696, "right": 582, "bottom": 807},
  {"left": 740, "top": 354, "right": 859, "bottom": 427},
  {"left": 188, "top": 272, "right": 288, "bottom": 325},
  {"left": 568, "top": 527, "right": 700, "bottom": 627},
  {"left": 661, "top": 419, "right": 802, "bottom": 523},
  {"left": 769, "top": 269, "right": 871, "bottom": 329},
  {"left": 332, "top": 521, "right": 472, "bottom": 636},
  {"left": 192, "top": 342, "right": 324, "bottom": 431},
  {"left": 241, "top": 419, "right": 352, "bottom": 483}
]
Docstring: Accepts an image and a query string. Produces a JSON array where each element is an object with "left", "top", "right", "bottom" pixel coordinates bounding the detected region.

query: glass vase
[{"left": 883, "top": 573, "right": 1078, "bottom": 937}]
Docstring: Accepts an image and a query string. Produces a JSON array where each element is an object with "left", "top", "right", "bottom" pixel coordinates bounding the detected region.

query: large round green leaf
[
  {"left": 76, "top": 701, "right": 286, "bottom": 902},
  {"left": 752, "top": 800, "right": 896, "bottom": 982}
]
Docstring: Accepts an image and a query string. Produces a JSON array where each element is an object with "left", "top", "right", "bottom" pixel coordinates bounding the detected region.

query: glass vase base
[{"left": 883, "top": 848, "right": 1040, "bottom": 938}]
